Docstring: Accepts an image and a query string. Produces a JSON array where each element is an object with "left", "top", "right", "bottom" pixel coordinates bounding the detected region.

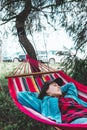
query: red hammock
[{"left": 6, "top": 55, "right": 87, "bottom": 130}]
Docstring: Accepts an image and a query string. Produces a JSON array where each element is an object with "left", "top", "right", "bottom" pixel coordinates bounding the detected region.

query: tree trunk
[
  {"left": 16, "top": 0, "right": 37, "bottom": 59},
  {"left": 0, "top": 45, "right": 2, "bottom": 62}
]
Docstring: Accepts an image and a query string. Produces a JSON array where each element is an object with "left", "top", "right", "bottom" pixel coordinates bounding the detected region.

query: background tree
[
  {"left": 0, "top": 1, "right": 87, "bottom": 129},
  {"left": 57, "top": 47, "right": 87, "bottom": 85},
  {"left": 0, "top": 39, "right": 2, "bottom": 62},
  {"left": 0, "top": 0, "right": 87, "bottom": 59},
  {"left": 57, "top": 0, "right": 87, "bottom": 57}
]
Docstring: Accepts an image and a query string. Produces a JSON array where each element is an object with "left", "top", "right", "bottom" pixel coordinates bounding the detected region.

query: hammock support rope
[{"left": 7, "top": 55, "right": 87, "bottom": 130}]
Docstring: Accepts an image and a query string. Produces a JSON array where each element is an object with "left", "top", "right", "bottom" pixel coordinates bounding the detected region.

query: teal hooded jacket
[
  {"left": 17, "top": 83, "right": 87, "bottom": 123},
  {"left": 41, "top": 83, "right": 87, "bottom": 123}
]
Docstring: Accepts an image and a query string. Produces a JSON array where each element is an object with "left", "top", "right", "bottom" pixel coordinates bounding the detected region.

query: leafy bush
[
  {"left": 1, "top": 57, "right": 87, "bottom": 130},
  {"left": 0, "top": 75, "right": 54, "bottom": 130},
  {"left": 58, "top": 50, "right": 87, "bottom": 86},
  {"left": 71, "top": 58, "right": 87, "bottom": 85}
]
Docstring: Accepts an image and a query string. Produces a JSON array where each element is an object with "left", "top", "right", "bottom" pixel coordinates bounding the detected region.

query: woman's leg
[{"left": 71, "top": 118, "right": 87, "bottom": 124}]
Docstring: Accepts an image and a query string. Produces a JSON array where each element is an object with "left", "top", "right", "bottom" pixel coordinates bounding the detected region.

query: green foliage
[
  {"left": 71, "top": 58, "right": 87, "bottom": 86},
  {"left": 58, "top": 50, "right": 87, "bottom": 86},
  {"left": 0, "top": 71, "right": 55, "bottom": 130},
  {"left": 1, "top": 58, "right": 87, "bottom": 130},
  {"left": 1, "top": 0, "right": 87, "bottom": 62}
]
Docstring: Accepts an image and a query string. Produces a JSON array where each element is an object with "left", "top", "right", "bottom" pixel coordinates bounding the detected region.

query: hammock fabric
[{"left": 7, "top": 55, "right": 87, "bottom": 130}]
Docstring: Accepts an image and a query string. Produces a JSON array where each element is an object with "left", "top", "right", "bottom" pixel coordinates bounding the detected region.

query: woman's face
[{"left": 46, "top": 82, "right": 62, "bottom": 97}]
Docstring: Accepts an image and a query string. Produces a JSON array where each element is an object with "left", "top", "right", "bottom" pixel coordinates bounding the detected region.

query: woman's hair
[
  {"left": 38, "top": 77, "right": 63, "bottom": 99},
  {"left": 38, "top": 82, "right": 49, "bottom": 99}
]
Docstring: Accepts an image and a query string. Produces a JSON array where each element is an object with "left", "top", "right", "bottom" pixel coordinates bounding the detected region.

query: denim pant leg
[{"left": 71, "top": 118, "right": 87, "bottom": 124}]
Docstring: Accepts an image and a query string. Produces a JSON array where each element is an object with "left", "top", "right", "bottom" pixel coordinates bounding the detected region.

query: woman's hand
[{"left": 55, "top": 127, "right": 62, "bottom": 130}]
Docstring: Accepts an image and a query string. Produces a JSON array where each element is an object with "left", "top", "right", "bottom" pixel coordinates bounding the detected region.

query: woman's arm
[{"left": 61, "top": 83, "right": 78, "bottom": 97}]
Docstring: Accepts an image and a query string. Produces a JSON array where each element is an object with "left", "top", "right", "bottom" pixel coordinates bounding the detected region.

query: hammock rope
[{"left": 6, "top": 55, "right": 87, "bottom": 130}]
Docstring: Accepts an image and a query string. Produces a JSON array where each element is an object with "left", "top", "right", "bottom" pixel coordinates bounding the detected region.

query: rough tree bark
[
  {"left": 0, "top": 45, "right": 2, "bottom": 62},
  {"left": 16, "top": 0, "right": 37, "bottom": 59}
]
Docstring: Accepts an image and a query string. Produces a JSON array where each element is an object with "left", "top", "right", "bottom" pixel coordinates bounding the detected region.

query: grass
[
  {"left": 0, "top": 61, "right": 60, "bottom": 95},
  {"left": 0, "top": 61, "right": 20, "bottom": 91},
  {"left": 0, "top": 61, "right": 60, "bottom": 80},
  {"left": 0, "top": 62, "right": 20, "bottom": 79},
  {"left": 0, "top": 61, "right": 60, "bottom": 93},
  {"left": 0, "top": 62, "right": 19, "bottom": 93},
  {"left": 0, "top": 61, "right": 57, "bottom": 130},
  {"left": 0, "top": 61, "right": 60, "bottom": 90}
]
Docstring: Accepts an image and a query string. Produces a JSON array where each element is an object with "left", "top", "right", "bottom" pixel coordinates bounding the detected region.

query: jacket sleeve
[
  {"left": 41, "top": 96, "right": 62, "bottom": 123},
  {"left": 61, "top": 83, "right": 78, "bottom": 97},
  {"left": 61, "top": 83, "right": 87, "bottom": 107},
  {"left": 17, "top": 91, "right": 41, "bottom": 113}
]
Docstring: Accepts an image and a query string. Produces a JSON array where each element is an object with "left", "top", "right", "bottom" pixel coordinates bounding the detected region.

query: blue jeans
[{"left": 71, "top": 118, "right": 87, "bottom": 124}]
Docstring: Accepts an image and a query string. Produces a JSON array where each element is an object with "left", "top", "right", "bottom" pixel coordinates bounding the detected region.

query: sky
[
  {"left": 1, "top": 22, "right": 74, "bottom": 57},
  {"left": 2, "top": 27, "right": 74, "bottom": 57},
  {"left": 28, "top": 28, "right": 74, "bottom": 52},
  {"left": 1, "top": 23, "right": 86, "bottom": 59}
]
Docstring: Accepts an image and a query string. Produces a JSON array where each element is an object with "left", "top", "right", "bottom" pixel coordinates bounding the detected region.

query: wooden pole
[{"left": 5, "top": 70, "right": 59, "bottom": 78}]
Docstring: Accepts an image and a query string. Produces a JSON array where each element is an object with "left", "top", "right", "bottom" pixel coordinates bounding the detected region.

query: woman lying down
[{"left": 17, "top": 77, "right": 87, "bottom": 124}]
